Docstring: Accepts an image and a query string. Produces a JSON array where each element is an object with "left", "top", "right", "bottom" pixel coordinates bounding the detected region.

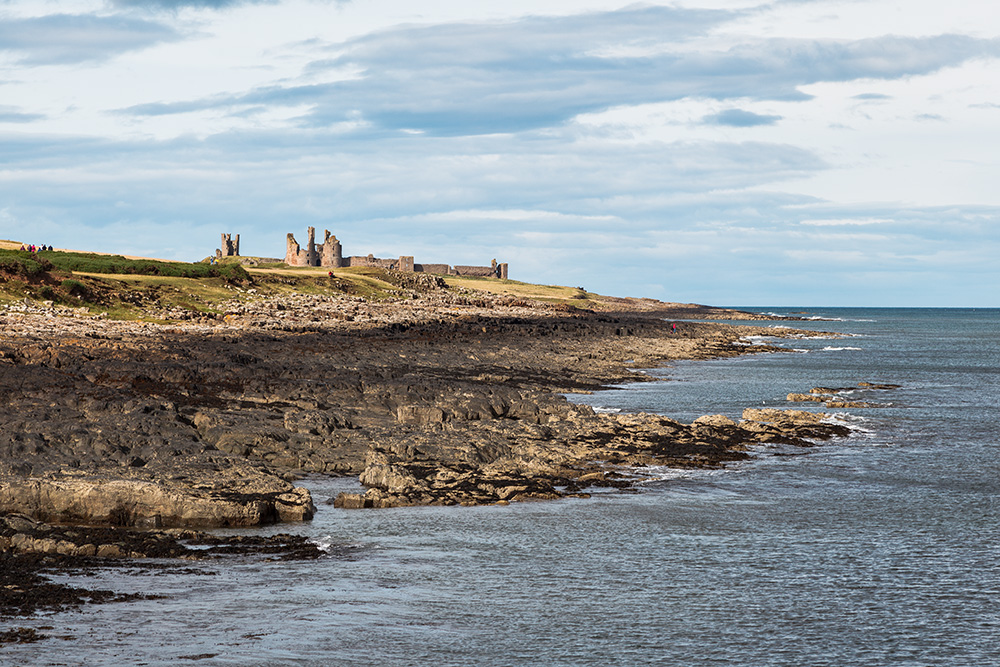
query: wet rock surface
[
  {"left": 1, "top": 286, "right": 864, "bottom": 630},
  {"left": 1, "top": 292, "right": 843, "bottom": 519},
  {"left": 786, "top": 382, "right": 901, "bottom": 409},
  {"left": 0, "top": 511, "right": 323, "bottom": 642}
]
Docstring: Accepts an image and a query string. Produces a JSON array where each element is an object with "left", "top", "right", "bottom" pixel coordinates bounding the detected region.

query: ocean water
[{"left": 7, "top": 308, "right": 999, "bottom": 666}]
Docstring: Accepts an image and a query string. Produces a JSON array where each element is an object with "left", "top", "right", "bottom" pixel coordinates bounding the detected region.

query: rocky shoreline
[
  {"left": 1, "top": 287, "right": 842, "bottom": 519},
  {"left": 2, "top": 279, "right": 857, "bottom": 634}
]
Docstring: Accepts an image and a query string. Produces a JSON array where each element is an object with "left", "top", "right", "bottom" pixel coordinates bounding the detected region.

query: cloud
[
  {"left": 0, "top": 13, "right": 182, "bottom": 64},
  {"left": 703, "top": 108, "right": 781, "bottom": 126},
  {"left": 109, "top": 0, "right": 346, "bottom": 9},
  {"left": 114, "top": 6, "right": 1000, "bottom": 138},
  {"left": 0, "top": 127, "right": 827, "bottom": 225},
  {"left": 111, "top": 0, "right": 265, "bottom": 8},
  {"left": 2, "top": 120, "right": 997, "bottom": 305},
  {"left": 0, "top": 106, "right": 44, "bottom": 123},
  {"left": 799, "top": 218, "right": 892, "bottom": 226}
]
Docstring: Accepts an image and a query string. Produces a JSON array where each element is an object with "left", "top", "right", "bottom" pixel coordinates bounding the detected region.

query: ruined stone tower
[
  {"left": 321, "top": 230, "right": 343, "bottom": 268},
  {"left": 286, "top": 227, "right": 343, "bottom": 267},
  {"left": 218, "top": 233, "right": 240, "bottom": 257}
]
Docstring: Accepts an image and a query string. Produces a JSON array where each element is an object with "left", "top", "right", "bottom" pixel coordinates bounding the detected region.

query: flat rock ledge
[
  {"left": 1, "top": 296, "right": 844, "bottom": 523},
  {"left": 0, "top": 476, "right": 314, "bottom": 529},
  {"left": 0, "top": 512, "right": 325, "bottom": 631},
  {"left": 786, "top": 382, "right": 901, "bottom": 409},
  {"left": 334, "top": 407, "right": 852, "bottom": 508}
]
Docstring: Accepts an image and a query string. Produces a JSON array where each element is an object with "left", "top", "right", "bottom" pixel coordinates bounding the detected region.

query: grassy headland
[{"left": 0, "top": 241, "right": 694, "bottom": 321}]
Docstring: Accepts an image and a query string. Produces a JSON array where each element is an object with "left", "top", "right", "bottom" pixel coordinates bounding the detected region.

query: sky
[{"left": 1, "top": 0, "right": 998, "bottom": 307}]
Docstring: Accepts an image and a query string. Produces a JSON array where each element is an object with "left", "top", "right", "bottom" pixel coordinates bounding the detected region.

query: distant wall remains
[
  {"left": 414, "top": 263, "right": 450, "bottom": 275},
  {"left": 283, "top": 228, "right": 508, "bottom": 279}
]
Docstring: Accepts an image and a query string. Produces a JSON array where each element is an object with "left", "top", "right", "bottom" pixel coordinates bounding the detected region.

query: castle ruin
[
  {"left": 216, "top": 233, "right": 240, "bottom": 259},
  {"left": 285, "top": 227, "right": 508, "bottom": 279}
]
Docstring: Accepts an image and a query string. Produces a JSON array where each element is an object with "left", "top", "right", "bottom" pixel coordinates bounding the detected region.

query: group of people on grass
[{"left": 19, "top": 243, "right": 53, "bottom": 253}]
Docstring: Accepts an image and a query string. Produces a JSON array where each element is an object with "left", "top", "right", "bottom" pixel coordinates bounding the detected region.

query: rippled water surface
[{"left": 9, "top": 308, "right": 999, "bottom": 666}]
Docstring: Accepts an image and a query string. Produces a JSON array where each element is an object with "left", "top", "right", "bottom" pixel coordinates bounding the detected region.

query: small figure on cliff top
[{"left": 671, "top": 323, "right": 677, "bottom": 333}]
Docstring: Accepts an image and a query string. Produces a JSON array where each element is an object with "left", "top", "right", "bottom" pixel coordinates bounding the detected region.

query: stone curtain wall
[
  {"left": 344, "top": 256, "right": 403, "bottom": 270},
  {"left": 452, "top": 266, "right": 496, "bottom": 277},
  {"left": 414, "top": 263, "right": 450, "bottom": 274}
]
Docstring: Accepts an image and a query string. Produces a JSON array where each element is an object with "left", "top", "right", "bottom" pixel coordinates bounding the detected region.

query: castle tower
[
  {"left": 321, "top": 230, "right": 343, "bottom": 268},
  {"left": 306, "top": 226, "right": 318, "bottom": 266},
  {"left": 219, "top": 233, "right": 240, "bottom": 257},
  {"left": 285, "top": 233, "right": 304, "bottom": 265}
]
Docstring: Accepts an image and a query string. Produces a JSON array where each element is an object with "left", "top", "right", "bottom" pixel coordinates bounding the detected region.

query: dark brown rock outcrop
[{"left": 1, "top": 290, "right": 844, "bottom": 523}]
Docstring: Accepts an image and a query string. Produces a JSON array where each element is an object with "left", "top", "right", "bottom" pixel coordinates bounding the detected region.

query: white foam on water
[
  {"left": 593, "top": 406, "right": 621, "bottom": 413},
  {"left": 311, "top": 535, "right": 369, "bottom": 554},
  {"left": 625, "top": 465, "right": 725, "bottom": 484},
  {"left": 824, "top": 412, "right": 875, "bottom": 435}
]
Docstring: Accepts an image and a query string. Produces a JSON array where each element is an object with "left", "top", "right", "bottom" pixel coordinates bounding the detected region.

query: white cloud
[{"left": 799, "top": 218, "right": 892, "bottom": 226}]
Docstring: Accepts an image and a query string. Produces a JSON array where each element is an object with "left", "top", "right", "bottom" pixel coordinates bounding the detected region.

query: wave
[
  {"left": 759, "top": 311, "right": 879, "bottom": 323},
  {"left": 821, "top": 346, "right": 863, "bottom": 351},
  {"left": 824, "top": 412, "right": 875, "bottom": 435},
  {"left": 625, "top": 465, "right": 725, "bottom": 483},
  {"left": 310, "top": 535, "right": 369, "bottom": 555},
  {"left": 593, "top": 406, "right": 621, "bottom": 413}
]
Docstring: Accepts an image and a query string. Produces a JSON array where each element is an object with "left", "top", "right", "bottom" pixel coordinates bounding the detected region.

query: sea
[{"left": 7, "top": 308, "right": 999, "bottom": 666}]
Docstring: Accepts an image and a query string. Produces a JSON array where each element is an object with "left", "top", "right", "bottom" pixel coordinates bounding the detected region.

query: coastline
[
  {"left": 1, "top": 283, "right": 853, "bottom": 632},
  {"left": 0, "top": 288, "right": 846, "bottom": 516}
]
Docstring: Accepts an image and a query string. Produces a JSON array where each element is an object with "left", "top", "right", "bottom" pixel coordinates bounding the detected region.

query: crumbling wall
[
  {"left": 285, "top": 230, "right": 311, "bottom": 266},
  {"left": 414, "top": 263, "right": 449, "bottom": 274},
  {"left": 344, "top": 255, "right": 404, "bottom": 270},
  {"left": 450, "top": 260, "right": 508, "bottom": 279},
  {"left": 453, "top": 266, "right": 497, "bottom": 277}
]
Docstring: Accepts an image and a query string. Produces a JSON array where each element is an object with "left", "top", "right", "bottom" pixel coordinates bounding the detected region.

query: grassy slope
[
  {"left": 0, "top": 247, "right": 439, "bottom": 320},
  {"left": 0, "top": 241, "right": 675, "bottom": 320}
]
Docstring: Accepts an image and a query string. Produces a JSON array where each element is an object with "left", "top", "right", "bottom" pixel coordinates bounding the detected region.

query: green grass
[
  {"left": 247, "top": 266, "right": 408, "bottom": 301},
  {"left": 0, "top": 248, "right": 252, "bottom": 317},
  {"left": 47, "top": 250, "right": 249, "bottom": 282},
  {"left": 0, "top": 245, "right": 612, "bottom": 320},
  {"left": 0, "top": 250, "right": 54, "bottom": 278},
  {"left": 0, "top": 248, "right": 249, "bottom": 282},
  {"left": 443, "top": 275, "right": 602, "bottom": 307}
]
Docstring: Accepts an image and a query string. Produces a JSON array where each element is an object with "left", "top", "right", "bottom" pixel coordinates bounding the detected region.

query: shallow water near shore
[{"left": 8, "top": 308, "right": 999, "bottom": 666}]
